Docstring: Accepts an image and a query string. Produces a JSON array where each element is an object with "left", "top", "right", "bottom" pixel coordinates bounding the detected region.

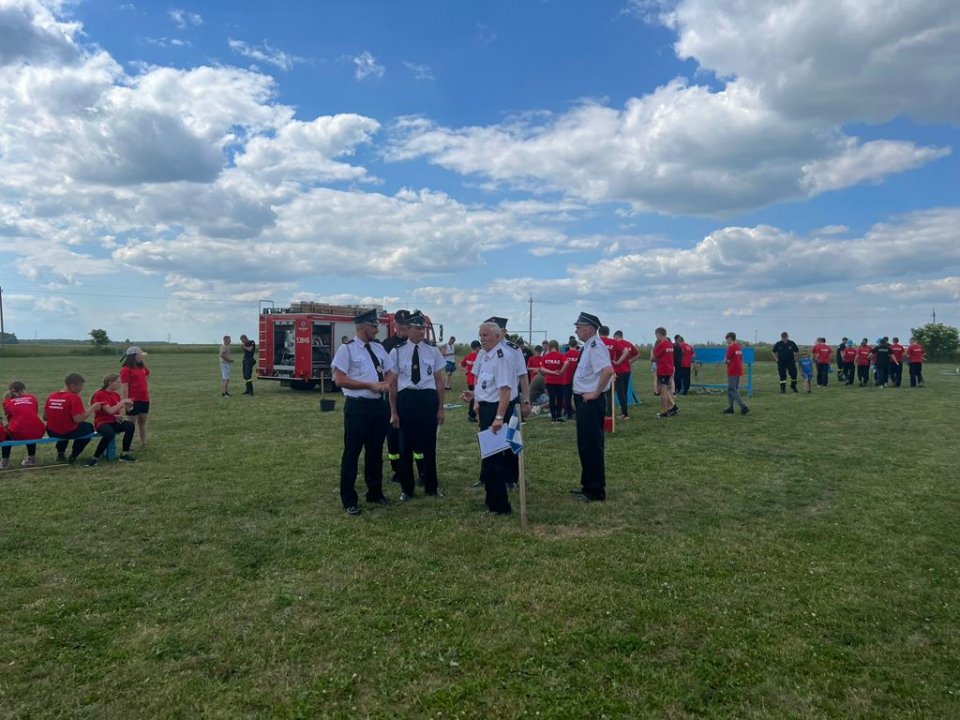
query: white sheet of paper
[{"left": 477, "top": 427, "right": 510, "bottom": 458}]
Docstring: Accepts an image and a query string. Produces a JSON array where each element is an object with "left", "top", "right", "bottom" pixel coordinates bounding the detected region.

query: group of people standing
[
  {"left": 1, "top": 346, "right": 150, "bottom": 470},
  {"left": 332, "top": 308, "right": 620, "bottom": 517},
  {"left": 771, "top": 333, "right": 927, "bottom": 392}
]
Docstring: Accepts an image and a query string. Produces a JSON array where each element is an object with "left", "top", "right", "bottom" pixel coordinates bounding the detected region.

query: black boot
[
  {"left": 790, "top": 380, "right": 797, "bottom": 393},
  {"left": 245, "top": 381, "right": 254, "bottom": 395}
]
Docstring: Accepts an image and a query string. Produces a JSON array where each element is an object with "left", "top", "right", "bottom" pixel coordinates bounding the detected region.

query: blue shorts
[{"left": 445, "top": 361, "right": 456, "bottom": 374}]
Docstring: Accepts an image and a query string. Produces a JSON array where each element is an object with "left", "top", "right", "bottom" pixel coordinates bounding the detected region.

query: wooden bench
[{"left": 0, "top": 432, "right": 116, "bottom": 465}]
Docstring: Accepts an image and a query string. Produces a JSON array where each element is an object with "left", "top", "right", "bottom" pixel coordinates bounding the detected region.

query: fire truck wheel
[{"left": 290, "top": 380, "right": 317, "bottom": 391}]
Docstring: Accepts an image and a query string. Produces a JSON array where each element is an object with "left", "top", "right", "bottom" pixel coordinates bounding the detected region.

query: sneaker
[
  {"left": 667, "top": 405, "right": 679, "bottom": 416},
  {"left": 555, "top": 417, "right": 566, "bottom": 423},
  {"left": 656, "top": 412, "right": 668, "bottom": 419},
  {"left": 619, "top": 415, "right": 630, "bottom": 420},
  {"left": 21, "top": 457, "right": 37, "bottom": 467},
  {"left": 0, "top": 459, "right": 9, "bottom": 470},
  {"left": 427, "top": 488, "right": 445, "bottom": 499},
  {"left": 399, "top": 492, "right": 412, "bottom": 502},
  {"left": 118, "top": 453, "right": 137, "bottom": 462},
  {"left": 722, "top": 408, "right": 734, "bottom": 414},
  {"left": 84, "top": 457, "right": 99, "bottom": 467},
  {"left": 345, "top": 505, "right": 362, "bottom": 516},
  {"left": 741, "top": 406, "right": 750, "bottom": 416}
]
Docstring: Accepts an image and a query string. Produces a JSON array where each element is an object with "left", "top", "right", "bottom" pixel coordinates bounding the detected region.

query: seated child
[
  {"left": 2, "top": 381, "right": 48, "bottom": 468},
  {"left": 44, "top": 373, "right": 101, "bottom": 464},
  {"left": 88, "top": 373, "right": 139, "bottom": 466}
]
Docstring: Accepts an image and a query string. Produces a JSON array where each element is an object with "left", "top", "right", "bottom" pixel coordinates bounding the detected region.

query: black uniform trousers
[
  {"left": 397, "top": 389, "right": 439, "bottom": 496},
  {"left": 890, "top": 362, "right": 903, "bottom": 386},
  {"left": 777, "top": 361, "right": 798, "bottom": 388},
  {"left": 844, "top": 362, "right": 855, "bottom": 384},
  {"left": 856, "top": 364, "right": 870, "bottom": 385},
  {"left": 909, "top": 362, "right": 924, "bottom": 387},
  {"left": 339, "top": 396, "right": 388, "bottom": 508},
  {"left": 574, "top": 393, "right": 606, "bottom": 501},
  {"left": 816, "top": 363, "right": 829, "bottom": 386},
  {"left": 477, "top": 401, "right": 512, "bottom": 514},
  {"left": 674, "top": 367, "right": 691, "bottom": 395},
  {"left": 874, "top": 362, "right": 890, "bottom": 386},
  {"left": 47, "top": 422, "right": 95, "bottom": 457}
]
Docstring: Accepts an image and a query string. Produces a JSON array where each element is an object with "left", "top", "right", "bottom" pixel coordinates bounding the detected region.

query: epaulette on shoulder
[
  {"left": 505, "top": 341, "right": 518, "bottom": 349},
  {"left": 590, "top": 339, "right": 597, "bottom": 347},
  {"left": 496, "top": 348, "right": 504, "bottom": 358},
  {"left": 344, "top": 339, "right": 355, "bottom": 345}
]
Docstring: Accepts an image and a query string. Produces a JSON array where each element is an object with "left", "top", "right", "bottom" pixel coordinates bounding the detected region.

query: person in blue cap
[
  {"left": 331, "top": 308, "right": 396, "bottom": 516},
  {"left": 570, "top": 311, "right": 614, "bottom": 502}
]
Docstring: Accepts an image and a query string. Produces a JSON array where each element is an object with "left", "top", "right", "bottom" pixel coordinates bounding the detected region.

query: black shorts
[
  {"left": 127, "top": 400, "right": 150, "bottom": 416},
  {"left": 657, "top": 374, "right": 672, "bottom": 386}
]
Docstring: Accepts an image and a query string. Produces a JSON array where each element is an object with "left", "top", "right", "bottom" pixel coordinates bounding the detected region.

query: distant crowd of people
[{"left": 1, "top": 347, "right": 150, "bottom": 469}]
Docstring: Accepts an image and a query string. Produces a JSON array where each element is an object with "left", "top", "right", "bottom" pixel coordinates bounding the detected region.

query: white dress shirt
[
  {"left": 573, "top": 334, "right": 613, "bottom": 394},
  {"left": 332, "top": 337, "right": 396, "bottom": 399}
]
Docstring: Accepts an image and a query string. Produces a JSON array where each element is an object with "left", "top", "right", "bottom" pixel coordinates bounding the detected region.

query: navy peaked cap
[
  {"left": 484, "top": 316, "right": 508, "bottom": 329},
  {"left": 574, "top": 311, "right": 601, "bottom": 328},
  {"left": 354, "top": 308, "right": 379, "bottom": 326}
]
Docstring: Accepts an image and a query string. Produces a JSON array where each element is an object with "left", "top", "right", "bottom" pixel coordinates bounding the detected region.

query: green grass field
[{"left": 2, "top": 354, "right": 958, "bottom": 718}]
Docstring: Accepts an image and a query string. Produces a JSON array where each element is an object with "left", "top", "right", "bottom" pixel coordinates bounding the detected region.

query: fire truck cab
[{"left": 258, "top": 302, "right": 437, "bottom": 391}]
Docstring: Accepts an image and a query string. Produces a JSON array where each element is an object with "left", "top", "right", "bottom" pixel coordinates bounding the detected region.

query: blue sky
[{"left": 0, "top": 0, "right": 957, "bottom": 345}]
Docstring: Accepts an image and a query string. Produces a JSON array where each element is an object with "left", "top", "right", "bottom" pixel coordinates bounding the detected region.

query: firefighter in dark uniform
[
  {"left": 240, "top": 334, "right": 257, "bottom": 395},
  {"left": 331, "top": 308, "right": 396, "bottom": 516},
  {"left": 836, "top": 337, "right": 849, "bottom": 383},
  {"left": 462, "top": 320, "right": 516, "bottom": 515},
  {"left": 570, "top": 312, "right": 613, "bottom": 502},
  {"left": 388, "top": 311, "right": 445, "bottom": 500},
  {"left": 382, "top": 310, "right": 411, "bottom": 484},
  {"left": 772, "top": 331, "right": 800, "bottom": 393}
]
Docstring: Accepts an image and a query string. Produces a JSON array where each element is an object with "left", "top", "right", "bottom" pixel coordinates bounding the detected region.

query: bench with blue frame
[{"left": 0, "top": 432, "right": 116, "bottom": 462}]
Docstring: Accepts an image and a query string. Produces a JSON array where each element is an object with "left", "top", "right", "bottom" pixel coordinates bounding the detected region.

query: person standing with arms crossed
[
  {"left": 332, "top": 309, "right": 396, "bottom": 516},
  {"left": 462, "top": 321, "right": 516, "bottom": 515},
  {"left": 388, "top": 311, "right": 445, "bottom": 501},
  {"left": 722, "top": 332, "right": 750, "bottom": 415},
  {"left": 570, "top": 312, "right": 613, "bottom": 502}
]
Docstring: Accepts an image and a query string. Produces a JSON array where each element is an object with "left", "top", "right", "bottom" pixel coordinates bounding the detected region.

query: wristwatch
[{"left": 495, "top": 414, "right": 504, "bottom": 420}]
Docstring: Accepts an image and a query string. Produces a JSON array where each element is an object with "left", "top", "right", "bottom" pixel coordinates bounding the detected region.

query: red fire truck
[{"left": 257, "top": 301, "right": 438, "bottom": 390}]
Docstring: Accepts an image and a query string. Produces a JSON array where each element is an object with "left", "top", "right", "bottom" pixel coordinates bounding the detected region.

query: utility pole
[
  {"left": 932, "top": 308, "right": 937, "bottom": 324},
  {"left": 528, "top": 293, "right": 533, "bottom": 345}
]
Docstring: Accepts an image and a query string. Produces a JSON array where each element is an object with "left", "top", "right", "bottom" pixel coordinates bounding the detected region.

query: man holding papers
[
  {"left": 461, "top": 321, "right": 517, "bottom": 515},
  {"left": 571, "top": 311, "right": 614, "bottom": 502}
]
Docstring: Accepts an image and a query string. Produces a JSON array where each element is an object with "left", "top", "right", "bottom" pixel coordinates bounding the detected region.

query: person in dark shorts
[{"left": 120, "top": 347, "right": 151, "bottom": 451}]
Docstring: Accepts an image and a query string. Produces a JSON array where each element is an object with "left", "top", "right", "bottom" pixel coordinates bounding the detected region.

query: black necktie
[
  {"left": 411, "top": 345, "right": 421, "bottom": 384},
  {"left": 364, "top": 343, "right": 384, "bottom": 382}
]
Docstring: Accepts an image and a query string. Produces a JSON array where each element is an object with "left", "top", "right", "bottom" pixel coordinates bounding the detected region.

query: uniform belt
[{"left": 345, "top": 396, "right": 385, "bottom": 404}]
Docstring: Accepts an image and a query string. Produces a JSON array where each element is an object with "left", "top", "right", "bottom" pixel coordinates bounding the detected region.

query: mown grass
[{"left": 1, "top": 354, "right": 958, "bottom": 718}]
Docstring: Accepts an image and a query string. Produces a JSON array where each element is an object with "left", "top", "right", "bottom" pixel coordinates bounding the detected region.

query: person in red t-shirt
[
  {"left": 889, "top": 336, "right": 905, "bottom": 387},
  {"left": 722, "top": 332, "right": 750, "bottom": 415},
  {"left": 120, "top": 347, "right": 151, "bottom": 450},
  {"left": 527, "top": 347, "right": 544, "bottom": 382},
  {"left": 651, "top": 327, "right": 678, "bottom": 418},
  {"left": 611, "top": 330, "right": 639, "bottom": 419},
  {"left": 88, "top": 373, "right": 138, "bottom": 466},
  {"left": 460, "top": 340, "right": 481, "bottom": 422},
  {"left": 540, "top": 340, "right": 568, "bottom": 422},
  {"left": 44, "top": 373, "right": 101, "bottom": 463},
  {"left": 906, "top": 336, "right": 925, "bottom": 387},
  {"left": 673, "top": 334, "right": 695, "bottom": 396},
  {"left": 854, "top": 338, "right": 873, "bottom": 387},
  {"left": 2, "top": 381, "right": 47, "bottom": 469},
  {"left": 562, "top": 340, "right": 579, "bottom": 419},
  {"left": 811, "top": 337, "right": 832, "bottom": 387},
  {"left": 840, "top": 342, "right": 857, "bottom": 385}
]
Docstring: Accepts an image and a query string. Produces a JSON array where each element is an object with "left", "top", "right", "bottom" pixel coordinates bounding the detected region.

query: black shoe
[
  {"left": 118, "top": 453, "right": 137, "bottom": 462},
  {"left": 741, "top": 407, "right": 750, "bottom": 416},
  {"left": 722, "top": 408, "right": 734, "bottom": 414},
  {"left": 569, "top": 488, "right": 585, "bottom": 495},
  {"left": 667, "top": 405, "right": 679, "bottom": 416},
  {"left": 67, "top": 455, "right": 77, "bottom": 465},
  {"left": 56, "top": 453, "right": 67, "bottom": 463},
  {"left": 426, "top": 489, "right": 444, "bottom": 498},
  {"left": 84, "top": 457, "right": 99, "bottom": 467},
  {"left": 555, "top": 417, "right": 565, "bottom": 423},
  {"left": 345, "top": 505, "right": 362, "bottom": 516}
]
